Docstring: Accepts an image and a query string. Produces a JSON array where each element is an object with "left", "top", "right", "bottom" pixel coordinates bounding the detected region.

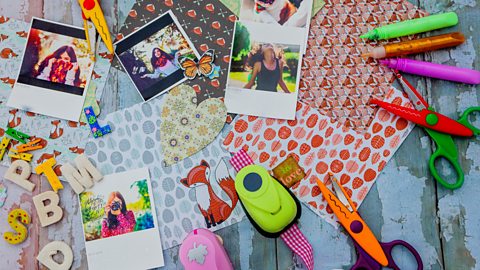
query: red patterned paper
[
  {"left": 299, "top": 0, "right": 427, "bottom": 131},
  {"left": 223, "top": 88, "right": 414, "bottom": 224}
]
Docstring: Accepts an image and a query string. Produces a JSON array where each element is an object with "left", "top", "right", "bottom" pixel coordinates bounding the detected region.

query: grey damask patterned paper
[{"left": 85, "top": 97, "right": 245, "bottom": 249}]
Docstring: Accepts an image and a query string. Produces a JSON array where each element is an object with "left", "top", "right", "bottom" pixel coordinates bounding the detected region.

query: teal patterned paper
[
  {"left": 85, "top": 95, "right": 245, "bottom": 249},
  {"left": 0, "top": 17, "right": 111, "bottom": 171}
]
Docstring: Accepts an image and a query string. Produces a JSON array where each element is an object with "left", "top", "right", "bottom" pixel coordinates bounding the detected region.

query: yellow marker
[
  {"left": 8, "top": 150, "right": 33, "bottom": 162},
  {"left": 35, "top": 158, "right": 63, "bottom": 193},
  {"left": 0, "top": 137, "right": 11, "bottom": 160},
  {"left": 78, "top": 0, "right": 114, "bottom": 53},
  {"left": 16, "top": 138, "right": 44, "bottom": 153}
]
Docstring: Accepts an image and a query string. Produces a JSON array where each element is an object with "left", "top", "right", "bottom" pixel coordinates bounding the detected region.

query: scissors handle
[
  {"left": 425, "top": 128, "right": 464, "bottom": 190},
  {"left": 381, "top": 240, "right": 423, "bottom": 270},
  {"left": 457, "top": 106, "right": 480, "bottom": 136}
]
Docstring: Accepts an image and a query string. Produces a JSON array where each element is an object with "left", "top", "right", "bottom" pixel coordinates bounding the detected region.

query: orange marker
[{"left": 363, "top": 32, "right": 465, "bottom": 59}]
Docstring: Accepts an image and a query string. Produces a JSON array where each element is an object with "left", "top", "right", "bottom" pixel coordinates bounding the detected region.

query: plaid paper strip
[
  {"left": 280, "top": 224, "right": 314, "bottom": 270},
  {"left": 229, "top": 150, "right": 314, "bottom": 270}
]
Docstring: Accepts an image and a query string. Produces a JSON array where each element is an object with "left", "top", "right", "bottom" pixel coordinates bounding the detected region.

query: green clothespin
[{"left": 6, "top": 128, "right": 30, "bottom": 144}]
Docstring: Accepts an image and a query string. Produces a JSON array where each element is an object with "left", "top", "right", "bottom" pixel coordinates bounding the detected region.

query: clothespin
[
  {"left": 6, "top": 128, "right": 30, "bottom": 144},
  {"left": 16, "top": 138, "right": 44, "bottom": 153},
  {"left": 8, "top": 149, "right": 33, "bottom": 162},
  {"left": 0, "top": 137, "right": 11, "bottom": 161}
]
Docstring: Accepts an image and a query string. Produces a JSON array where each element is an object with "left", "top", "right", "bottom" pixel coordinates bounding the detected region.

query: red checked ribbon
[{"left": 230, "top": 150, "right": 314, "bottom": 270}]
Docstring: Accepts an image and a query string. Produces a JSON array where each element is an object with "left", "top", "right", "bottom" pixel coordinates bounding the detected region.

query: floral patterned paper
[
  {"left": 223, "top": 87, "right": 414, "bottom": 225},
  {"left": 160, "top": 85, "right": 227, "bottom": 165}
]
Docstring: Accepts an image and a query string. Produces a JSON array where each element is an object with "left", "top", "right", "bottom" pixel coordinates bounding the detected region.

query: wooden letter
[
  {"left": 4, "top": 160, "right": 34, "bottom": 191},
  {"left": 35, "top": 158, "right": 63, "bottom": 193},
  {"left": 3, "top": 208, "right": 30, "bottom": 244},
  {"left": 37, "top": 241, "right": 73, "bottom": 270},
  {"left": 33, "top": 191, "right": 63, "bottom": 227},
  {"left": 60, "top": 154, "right": 103, "bottom": 194}
]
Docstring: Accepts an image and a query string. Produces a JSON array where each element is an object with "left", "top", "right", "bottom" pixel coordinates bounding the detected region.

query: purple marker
[{"left": 380, "top": 58, "right": 480, "bottom": 85}]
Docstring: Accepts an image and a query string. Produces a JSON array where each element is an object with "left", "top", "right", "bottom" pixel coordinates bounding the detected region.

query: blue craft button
[
  {"left": 244, "top": 173, "right": 262, "bottom": 192},
  {"left": 350, "top": 220, "right": 363, "bottom": 233}
]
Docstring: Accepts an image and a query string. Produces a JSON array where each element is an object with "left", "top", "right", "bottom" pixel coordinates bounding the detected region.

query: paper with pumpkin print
[
  {"left": 160, "top": 85, "right": 227, "bottom": 165},
  {"left": 116, "top": 0, "right": 236, "bottom": 103},
  {"left": 223, "top": 87, "right": 414, "bottom": 225},
  {"left": 0, "top": 17, "right": 111, "bottom": 172}
]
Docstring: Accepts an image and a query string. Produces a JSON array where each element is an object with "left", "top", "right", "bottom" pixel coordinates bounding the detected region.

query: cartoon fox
[{"left": 181, "top": 159, "right": 238, "bottom": 228}]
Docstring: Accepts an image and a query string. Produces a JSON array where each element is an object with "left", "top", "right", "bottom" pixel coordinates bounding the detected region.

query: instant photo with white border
[
  {"left": 115, "top": 10, "right": 200, "bottom": 102},
  {"left": 239, "top": 0, "right": 313, "bottom": 54},
  {"left": 79, "top": 167, "right": 164, "bottom": 270},
  {"left": 7, "top": 17, "right": 94, "bottom": 122},
  {"left": 225, "top": 20, "right": 304, "bottom": 120}
]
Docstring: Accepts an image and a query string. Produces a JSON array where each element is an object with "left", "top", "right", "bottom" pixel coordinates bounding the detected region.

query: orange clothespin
[
  {"left": 16, "top": 138, "right": 44, "bottom": 153},
  {"left": 8, "top": 149, "right": 33, "bottom": 162}
]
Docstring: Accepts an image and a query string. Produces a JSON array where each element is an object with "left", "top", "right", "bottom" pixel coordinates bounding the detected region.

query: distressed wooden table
[{"left": 0, "top": 0, "right": 479, "bottom": 269}]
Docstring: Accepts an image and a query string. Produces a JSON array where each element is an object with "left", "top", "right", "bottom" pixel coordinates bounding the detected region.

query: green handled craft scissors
[{"left": 370, "top": 70, "right": 480, "bottom": 189}]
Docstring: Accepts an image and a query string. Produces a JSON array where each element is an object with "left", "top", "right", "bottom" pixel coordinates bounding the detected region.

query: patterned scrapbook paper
[
  {"left": 0, "top": 17, "right": 112, "bottom": 171},
  {"left": 84, "top": 95, "right": 245, "bottom": 249},
  {"left": 299, "top": 0, "right": 427, "bottom": 131},
  {"left": 116, "top": 0, "right": 236, "bottom": 102},
  {"left": 219, "top": 0, "right": 325, "bottom": 18},
  {"left": 223, "top": 87, "right": 414, "bottom": 224}
]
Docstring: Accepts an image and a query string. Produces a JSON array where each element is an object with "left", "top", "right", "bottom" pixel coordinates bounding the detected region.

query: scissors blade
[
  {"left": 315, "top": 175, "right": 389, "bottom": 267},
  {"left": 330, "top": 174, "right": 355, "bottom": 213},
  {"left": 393, "top": 70, "right": 428, "bottom": 111}
]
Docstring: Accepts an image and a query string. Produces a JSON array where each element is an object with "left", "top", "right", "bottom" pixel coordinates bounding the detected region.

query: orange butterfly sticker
[{"left": 180, "top": 49, "right": 216, "bottom": 80}]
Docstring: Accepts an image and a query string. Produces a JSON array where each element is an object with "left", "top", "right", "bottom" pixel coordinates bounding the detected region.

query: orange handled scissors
[
  {"left": 315, "top": 173, "right": 423, "bottom": 269},
  {"left": 78, "top": 0, "right": 114, "bottom": 54}
]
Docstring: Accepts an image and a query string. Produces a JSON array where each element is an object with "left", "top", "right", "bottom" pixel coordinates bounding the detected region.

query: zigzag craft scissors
[
  {"left": 315, "top": 173, "right": 423, "bottom": 270},
  {"left": 370, "top": 71, "right": 480, "bottom": 189},
  {"left": 78, "top": 0, "right": 114, "bottom": 54}
]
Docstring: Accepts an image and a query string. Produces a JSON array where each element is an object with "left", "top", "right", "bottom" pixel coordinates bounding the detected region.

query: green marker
[{"left": 360, "top": 12, "right": 458, "bottom": 40}]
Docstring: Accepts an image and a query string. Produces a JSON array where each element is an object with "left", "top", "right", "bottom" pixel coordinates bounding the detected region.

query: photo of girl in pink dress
[{"left": 101, "top": 191, "right": 136, "bottom": 238}]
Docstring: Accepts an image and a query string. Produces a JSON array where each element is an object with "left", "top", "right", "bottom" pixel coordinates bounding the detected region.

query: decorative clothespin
[
  {"left": 6, "top": 128, "right": 30, "bottom": 143},
  {"left": 16, "top": 138, "right": 44, "bottom": 153},
  {"left": 0, "top": 137, "right": 11, "bottom": 160},
  {"left": 8, "top": 149, "right": 33, "bottom": 162}
]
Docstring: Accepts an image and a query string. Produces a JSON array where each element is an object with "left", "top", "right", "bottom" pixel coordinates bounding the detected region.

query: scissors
[
  {"left": 316, "top": 173, "right": 423, "bottom": 270},
  {"left": 370, "top": 71, "right": 480, "bottom": 189},
  {"left": 78, "top": 0, "right": 114, "bottom": 54}
]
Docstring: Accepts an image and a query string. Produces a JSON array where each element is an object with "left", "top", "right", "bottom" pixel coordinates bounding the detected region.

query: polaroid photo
[
  {"left": 239, "top": 0, "right": 313, "bottom": 53},
  {"left": 7, "top": 18, "right": 94, "bottom": 121},
  {"left": 115, "top": 10, "right": 200, "bottom": 102},
  {"left": 79, "top": 167, "right": 164, "bottom": 270},
  {"left": 225, "top": 20, "right": 303, "bottom": 120}
]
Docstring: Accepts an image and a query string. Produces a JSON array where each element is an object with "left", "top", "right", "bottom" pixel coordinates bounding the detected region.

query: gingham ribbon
[{"left": 230, "top": 150, "right": 314, "bottom": 270}]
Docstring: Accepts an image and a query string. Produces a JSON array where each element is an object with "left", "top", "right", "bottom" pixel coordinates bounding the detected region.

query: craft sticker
[
  {"left": 7, "top": 18, "right": 94, "bottom": 121},
  {"left": 115, "top": 10, "right": 200, "bottom": 102},
  {"left": 272, "top": 155, "right": 305, "bottom": 188},
  {"left": 299, "top": 0, "right": 426, "bottom": 131},
  {"left": 180, "top": 158, "right": 238, "bottom": 228},
  {"left": 180, "top": 49, "right": 218, "bottom": 80},
  {"left": 84, "top": 101, "right": 245, "bottom": 248},
  {"left": 160, "top": 85, "right": 227, "bottom": 165},
  {"left": 223, "top": 87, "right": 414, "bottom": 224},
  {"left": 116, "top": 0, "right": 236, "bottom": 102},
  {"left": 225, "top": 20, "right": 303, "bottom": 120},
  {"left": 79, "top": 168, "right": 164, "bottom": 270}
]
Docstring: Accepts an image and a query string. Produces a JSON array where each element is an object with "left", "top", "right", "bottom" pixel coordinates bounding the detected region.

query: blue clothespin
[{"left": 84, "top": 106, "right": 111, "bottom": 138}]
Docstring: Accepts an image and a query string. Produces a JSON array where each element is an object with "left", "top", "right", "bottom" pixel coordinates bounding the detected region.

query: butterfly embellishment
[{"left": 180, "top": 49, "right": 216, "bottom": 80}]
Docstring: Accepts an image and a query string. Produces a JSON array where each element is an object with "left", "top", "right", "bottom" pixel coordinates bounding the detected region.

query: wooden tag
[{"left": 272, "top": 156, "right": 305, "bottom": 188}]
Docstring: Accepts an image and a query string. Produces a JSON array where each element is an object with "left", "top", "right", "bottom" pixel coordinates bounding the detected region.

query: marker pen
[
  {"left": 363, "top": 32, "right": 465, "bottom": 59},
  {"left": 361, "top": 12, "right": 458, "bottom": 40},
  {"left": 380, "top": 58, "right": 480, "bottom": 84}
]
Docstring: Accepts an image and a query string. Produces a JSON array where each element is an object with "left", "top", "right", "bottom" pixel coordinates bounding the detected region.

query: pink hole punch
[{"left": 179, "top": 228, "right": 233, "bottom": 270}]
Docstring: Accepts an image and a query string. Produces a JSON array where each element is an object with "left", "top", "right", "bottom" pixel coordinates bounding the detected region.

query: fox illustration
[{"left": 181, "top": 159, "right": 238, "bottom": 228}]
